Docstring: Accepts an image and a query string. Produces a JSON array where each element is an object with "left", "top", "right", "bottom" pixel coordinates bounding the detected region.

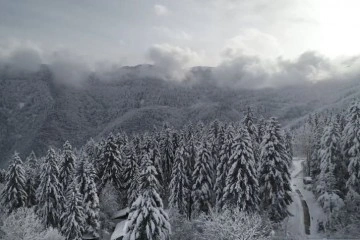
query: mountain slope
[{"left": 0, "top": 65, "right": 359, "bottom": 167}]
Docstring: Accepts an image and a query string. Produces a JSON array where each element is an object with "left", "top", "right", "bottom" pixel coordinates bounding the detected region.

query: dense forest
[{"left": 0, "top": 109, "right": 293, "bottom": 240}]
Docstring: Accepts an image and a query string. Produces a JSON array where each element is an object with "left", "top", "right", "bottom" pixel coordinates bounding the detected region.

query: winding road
[{"left": 285, "top": 158, "right": 326, "bottom": 239}]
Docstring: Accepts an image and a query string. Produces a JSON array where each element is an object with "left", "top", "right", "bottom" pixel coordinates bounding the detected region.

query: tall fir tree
[
  {"left": 61, "top": 184, "right": 85, "bottom": 240},
  {"left": 317, "top": 120, "right": 342, "bottom": 196},
  {"left": 98, "top": 134, "right": 123, "bottom": 191},
  {"left": 343, "top": 101, "right": 360, "bottom": 195},
  {"left": 192, "top": 139, "right": 213, "bottom": 215},
  {"left": 123, "top": 143, "right": 140, "bottom": 206},
  {"left": 183, "top": 136, "right": 196, "bottom": 220},
  {"left": 1, "top": 152, "right": 28, "bottom": 213},
  {"left": 214, "top": 125, "right": 234, "bottom": 210},
  {"left": 169, "top": 145, "right": 189, "bottom": 215},
  {"left": 123, "top": 152, "right": 171, "bottom": 240},
  {"left": 222, "top": 127, "right": 259, "bottom": 212},
  {"left": 36, "top": 148, "right": 63, "bottom": 228},
  {"left": 159, "top": 127, "right": 174, "bottom": 187},
  {"left": 59, "top": 141, "right": 76, "bottom": 194},
  {"left": 259, "top": 118, "right": 292, "bottom": 222},
  {"left": 242, "top": 107, "right": 260, "bottom": 169},
  {"left": 76, "top": 157, "right": 100, "bottom": 236},
  {"left": 24, "top": 151, "right": 38, "bottom": 207}
]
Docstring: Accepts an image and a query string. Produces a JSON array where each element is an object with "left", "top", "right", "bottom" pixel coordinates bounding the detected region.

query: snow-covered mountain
[{"left": 1, "top": 64, "right": 359, "bottom": 167}]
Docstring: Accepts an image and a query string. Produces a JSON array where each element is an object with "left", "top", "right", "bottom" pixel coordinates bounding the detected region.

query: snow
[
  {"left": 111, "top": 220, "right": 128, "bottom": 240},
  {"left": 112, "top": 207, "right": 130, "bottom": 220},
  {"left": 286, "top": 158, "right": 326, "bottom": 239},
  {"left": 82, "top": 232, "right": 99, "bottom": 239}
]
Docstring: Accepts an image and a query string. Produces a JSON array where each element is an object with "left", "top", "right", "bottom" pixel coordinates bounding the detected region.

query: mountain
[{"left": 0, "top": 64, "right": 359, "bottom": 167}]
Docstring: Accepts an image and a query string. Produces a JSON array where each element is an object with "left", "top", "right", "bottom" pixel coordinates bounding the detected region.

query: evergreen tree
[
  {"left": 98, "top": 134, "right": 123, "bottom": 190},
  {"left": 159, "top": 127, "right": 174, "bottom": 186},
  {"left": 24, "top": 151, "right": 38, "bottom": 206},
  {"left": 59, "top": 141, "right": 76, "bottom": 194},
  {"left": 317, "top": 120, "right": 342, "bottom": 195},
  {"left": 243, "top": 107, "right": 260, "bottom": 169},
  {"left": 1, "top": 152, "right": 28, "bottom": 213},
  {"left": 84, "top": 138, "right": 99, "bottom": 163},
  {"left": 259, "top": 118, "right": 292, "bottom": 222},
  {"left": 214, "top": 125, "right": 234, "bottom": 210},
  {"left": 183, "top": 136, "right": 196, "bottom": 220},
  {"left": 36, "top": 148, "right": 63, "bottom": 228},
  {"left": 76, "top": 157, "right": 100, "bottom": 236},
  {"left": 343, "top": 101, "right": 360, "bottom": 194},
  {"left": 169, "top": 145, "right": 189, "bottom": 215},
  {"left": 222, "top": 127, "right": 259, "bottom": 212},
  {"left": 123, "top": 143, "right": 140, "bottom": 206},
  {"left": 123, "top": 152, "right": 171, "bottom": 240},
  {"left": 310, "top": 115, "right": 324, "bottom": 179},
  {"left": 61, "top": 184, "right": 85, "bottom": 240},
  {"left": 192, "top": 139, "right": 213, "bottom": 215}
]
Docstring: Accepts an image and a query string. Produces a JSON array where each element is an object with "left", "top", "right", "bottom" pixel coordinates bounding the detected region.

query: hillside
[{"left": 0, "top": 65, "right": 359, "bottom": 167}]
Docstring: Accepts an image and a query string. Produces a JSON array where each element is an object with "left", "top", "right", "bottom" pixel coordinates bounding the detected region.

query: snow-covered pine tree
[
  {"left": 115, "top": 131, "right": 128, "bottom": 149},
  {"left": 284, "top": 130, "right": 293, "bottom": 161},
  {"left": 169, "top": 144, "right": 189, "bottom": 215},
  {"left": 242, "top": 107, "right": 260, "bottom": 169},
  {"left": 76, "top": 157, "right": 100, "bottom": 236},
  {"left": 317, "top": 119, "right": 342, "bottom": 195},
  {"left": 123, "top": 143, "right": 140, "bottom": 206},
  {"left": 259, "top": 118, "right": 292, "bottom": 222},
  {"left": 36, "top": 148, "right": 63, "bottom": 228},
  {"left": 1, "top": 152, "right": 28, "bottom": 213},
  {"left": 183, "top": 135, "right": 196, "bottom": 220},
  {"left": 257, "top": 117, "right": 267, "bottom": 143},
  {"left": 61, "top": 184, "right": 85, "bottom": 240},
  {"left": 192, "top": 139, "right": 213, "bottom": 215},
  {"left": 310, "top": 114, "right": 324, "bottom": 179},
  {"left": 208, "top": 120, "right": 221, "bottom": 162},
  {"left": 59, "top": 141, "right": 76, "bottom": 194},
  {"left": 214, "top": 125, "right": 234, "bottom": 210},
  {"left": 98, "top": 134, "right": 123, "bottom": 191},
  {"left": 343, "top": 101, "right": 360, "bottom": 195},
  {"left": 24, "top": 151, "right": 38, "bottom": 206},
  {"left": 159, "top": 127, "right": 174, "bottom": 187},
  {"left": 123, "top": 152, "right": 171, "bottom": 240},
  {"left": 84, "top": 138, "right": 99, "bottom": 163},
  {"left": 208, "top": 120, "right": 223, "bottom": 199},
  {"left": 317, "top": 129, "right": 345, "bottom": 227},
  {"left": 222, "top": 127, "right": 259, "bottom": 212}
]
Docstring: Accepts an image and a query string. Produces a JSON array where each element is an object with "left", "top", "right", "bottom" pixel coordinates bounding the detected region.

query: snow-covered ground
[{"left": 285, "top": 157, "right": 326, "bottom": 239}]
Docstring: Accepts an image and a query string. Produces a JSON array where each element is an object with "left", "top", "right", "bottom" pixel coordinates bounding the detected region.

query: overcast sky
[
  {"left": 1, "top": 0, "right": 360, "bottom": 88},
  {"left": 1, "top": 0, "right": 360, "bottom": 66}
]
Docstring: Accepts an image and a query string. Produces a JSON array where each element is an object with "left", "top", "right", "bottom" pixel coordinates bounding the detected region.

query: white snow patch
[
  {"left": 286, "top": 158, "right": 327, "bottom": 239},
  {"left": 111, "top": 220, "right": 128, "bottom": 240}
]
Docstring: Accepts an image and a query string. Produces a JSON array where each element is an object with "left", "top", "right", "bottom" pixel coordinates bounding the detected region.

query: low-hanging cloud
[
  {"left": 147, "top": 44, "right": 203, "bottom": 81},
  {"left": 48, "top": 51, "right": 91, "bottom": 87},
  {"left": 2, "top": 39, "right": 360, "bottom": 90},
  {"left": 0, "top": 40, "right": 92, "bottom": 87}
]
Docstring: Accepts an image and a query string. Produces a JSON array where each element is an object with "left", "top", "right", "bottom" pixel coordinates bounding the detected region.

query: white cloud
[
  {"left": 223, "top": 29, "right": 283, "bottom": 59},
  {"left": 154, "top": 4, "right": 170, "bottom": 16},
  {"left": 147, "top": 43, "right": 203, "bottom": 80},
  {"left": 0, "top": 39, "right": 44, "bottom": 71}
]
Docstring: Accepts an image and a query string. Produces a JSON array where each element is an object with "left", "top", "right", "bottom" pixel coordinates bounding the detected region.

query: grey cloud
[
  {"left": 147, "top": 44, "right": 202, "bottom": 81},
  {"left": 0, "top": 46, "right": 43, "bottom": 72},
  {"left": 48, "top": 51, "right": 91, "bottom": 87}
]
